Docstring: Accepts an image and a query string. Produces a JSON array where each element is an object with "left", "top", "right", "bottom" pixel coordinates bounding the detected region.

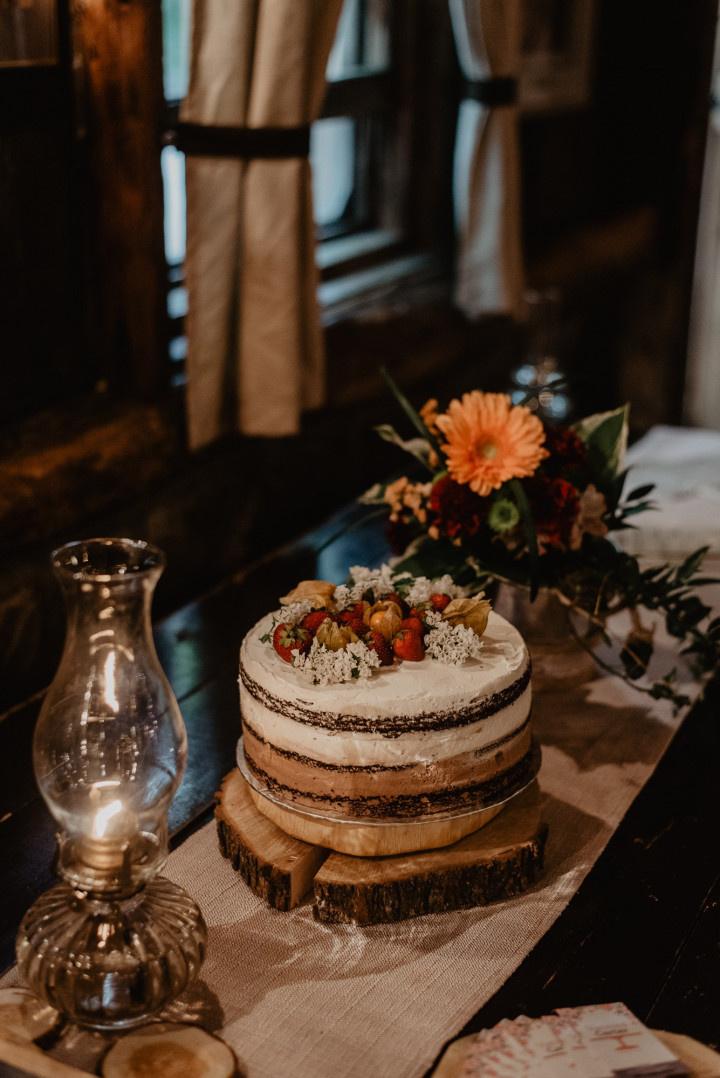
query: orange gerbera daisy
[{"left": 436, "top": 392, "right": 548, "bottom": 497}]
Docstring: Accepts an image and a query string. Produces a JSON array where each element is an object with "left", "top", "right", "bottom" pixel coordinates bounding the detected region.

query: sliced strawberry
[
  {"left": 272, "top": 622, "right": 311, "bottom": 663},
  {"left": 430, "top": 593, "right": 452, "bottom": 612},
  {"left": 392, "top": 628, "right": 425, "bottom": 662},
  {"left": 401, "top": 616, "right": 425, "bottom": 634},
  {"left": 365, "top": 629, "right": 394, "bottom": 666},
  {"left": 301, "top": 610, "right": 331, "bottom": 634}
]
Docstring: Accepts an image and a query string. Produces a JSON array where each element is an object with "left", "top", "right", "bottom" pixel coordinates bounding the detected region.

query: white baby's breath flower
[
  {"left": 348, "top": 564, "right": 397, "bottom": 598},
  {"left": 280, "top": 600, "right": 315, "bottom": 624},
  {"left": 405, "top": 574, "right": 466, "bottom": 606},
  {"left": 332, "top": 584, "right": 353, "bottom": 609},
  {"left": 425, "top": 620, "right": 483, "bottom": 665},
  {"left": 292, "top": 638, "right": 380, "bottom": 685}
]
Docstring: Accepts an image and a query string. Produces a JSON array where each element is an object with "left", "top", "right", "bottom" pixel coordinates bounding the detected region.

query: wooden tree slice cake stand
[
  {"left": 243, "top": 781, "right": 507, "bottom": 857},
  {"left": 216, "top": 770, "right": 548, "bottom": 925}
]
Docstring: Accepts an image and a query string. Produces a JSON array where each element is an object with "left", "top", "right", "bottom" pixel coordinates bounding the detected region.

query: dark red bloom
[
  {"left": 526, "top": 475, "right": 580, "bottom": 550},
  {"left": 428, "top": 476, "right": 486, "bottom": 541},
  {"left": 541, "top": 425, "right": 588, "bottom": 481}
]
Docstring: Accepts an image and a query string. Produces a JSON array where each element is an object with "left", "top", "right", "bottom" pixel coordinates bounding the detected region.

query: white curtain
[
  {"left": 182, "top": 0, "right": 342, "bottom": 448},
  {"left": 685, "top": 21, "right": 720, "bottom": 428},
  {"left": 448, "top": 0, "right": 524, "bottom": 318}
]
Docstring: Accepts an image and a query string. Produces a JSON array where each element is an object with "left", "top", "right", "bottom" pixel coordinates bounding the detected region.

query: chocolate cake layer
[
  {"left": 243, "top": 739, "right": 541, "bottom": 819},
  {"left": 242, "top": 716, "right": 533, "bottom": 803}
]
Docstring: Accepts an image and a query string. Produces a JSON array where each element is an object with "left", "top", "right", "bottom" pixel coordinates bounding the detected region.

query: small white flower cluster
[
  {"left": 292, "top": 638, "right": 381, "bottom": 685},
  {"left": 332, "top": 583, "right": 358, "bottom": 608},
  {"left": 260, "top": 600, "right": 318, "bottom": 645},
  {"left": 424, "top": 615, "right": 483, "bottom": 665},
  {"left": 346, "top": 563, "right": 397, "bottom": 600},
  {"left": 405, "top": 574, "right": 465, "bottom": 606},
  {"left": 345, "top": 565, "right": 467, "bottom": 607},
  {"left": 280, "top": 600, "right": 315, "bottom": 624}
]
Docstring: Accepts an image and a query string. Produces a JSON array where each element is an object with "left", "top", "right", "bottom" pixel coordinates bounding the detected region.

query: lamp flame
[{"left": 92, "top": 799, "right": 124, "bottom": 839}]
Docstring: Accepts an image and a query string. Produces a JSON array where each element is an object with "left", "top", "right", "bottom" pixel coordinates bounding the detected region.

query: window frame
[{"left": 161, "top": 0, "right": 458, "bottom": 333}]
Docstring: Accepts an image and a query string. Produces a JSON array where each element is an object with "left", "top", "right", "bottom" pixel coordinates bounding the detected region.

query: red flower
[
  {"left": 541, "top": 426, "right": 588, "bottom": 481},
  {"left": 428, "top": 475, "right": 486, "bottom": 541},
  {"left": 526, "top": 476, "right": 580, "bottom": 550}
]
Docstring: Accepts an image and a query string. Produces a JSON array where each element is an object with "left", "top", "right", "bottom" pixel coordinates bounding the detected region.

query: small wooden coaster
[{"left": 216, "top": 771, "right": 548, "bottom": 924}]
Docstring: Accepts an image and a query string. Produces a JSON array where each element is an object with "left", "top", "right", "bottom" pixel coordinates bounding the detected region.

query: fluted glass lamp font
[{"left": 16, "top": 539, "right": 206, "bottom": 1030}]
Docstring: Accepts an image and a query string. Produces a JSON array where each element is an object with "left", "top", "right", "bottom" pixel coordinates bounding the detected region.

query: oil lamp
[{"left": 16, "top": 538, "right": 207, "bottom": 1030}]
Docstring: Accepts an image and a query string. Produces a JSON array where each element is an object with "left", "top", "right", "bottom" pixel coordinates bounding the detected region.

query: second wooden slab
[{"left": 314, "top": 783, "right": 547, "bottom": 925}]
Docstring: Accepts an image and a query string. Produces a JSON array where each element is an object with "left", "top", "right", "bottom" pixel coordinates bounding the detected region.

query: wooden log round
[
  {"left": 215, "top": 771, "right": 547, "bottom": 924},
  {"left": 313, "top": 783, "right": 547, "bottom": 925}
]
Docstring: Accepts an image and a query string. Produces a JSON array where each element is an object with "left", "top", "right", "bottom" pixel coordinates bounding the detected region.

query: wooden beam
[{"left": 73, "top": 0, "right": 168, "bottom": 396}]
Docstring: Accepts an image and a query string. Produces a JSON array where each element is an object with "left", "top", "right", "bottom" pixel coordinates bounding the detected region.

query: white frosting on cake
[{"left": 238, "top": 610, "right": 531, "bottom": 768}]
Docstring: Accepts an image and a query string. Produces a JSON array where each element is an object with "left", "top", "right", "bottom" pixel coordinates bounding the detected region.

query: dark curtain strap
[
  {"left": 173, "top": 122, "right": 311, "bottom": 159},
  {"left": 463, "top": 76, "right": 518, "bottom": 107}
]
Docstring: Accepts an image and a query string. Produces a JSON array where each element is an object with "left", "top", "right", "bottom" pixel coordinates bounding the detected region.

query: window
[
  {"left": 312, "top": 0, "right": 391, "bottom": 237},
  {"left": 160, "top": 0, "right": 455, "bottom": 353},
  {"left": 161, "top": 0, "right": 394, "bottom": 254}
]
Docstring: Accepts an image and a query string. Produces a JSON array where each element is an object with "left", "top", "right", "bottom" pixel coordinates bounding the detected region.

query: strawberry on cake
[{"left": 237, "top": 566, "right": 538, "bottom": 824}]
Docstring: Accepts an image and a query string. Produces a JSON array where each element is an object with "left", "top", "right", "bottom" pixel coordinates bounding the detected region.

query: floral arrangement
[
  {"left": 359, "top": 371, "right": 719, "bottom": 710},
  {"left": 260, "top": 566, "right": 491, "bottom": 685}
]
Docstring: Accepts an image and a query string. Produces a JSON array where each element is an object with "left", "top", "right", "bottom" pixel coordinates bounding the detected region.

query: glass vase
[
  {"left": 494, "top": 583, "right": 599, "bottom": 689},
  {"left": 16, "top": 538, "right": 206, "bottom": 1030}
]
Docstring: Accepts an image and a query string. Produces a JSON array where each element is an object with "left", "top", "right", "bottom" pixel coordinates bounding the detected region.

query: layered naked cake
[{"left": 238, "top": 569, "right": 537, "bottom": 821}]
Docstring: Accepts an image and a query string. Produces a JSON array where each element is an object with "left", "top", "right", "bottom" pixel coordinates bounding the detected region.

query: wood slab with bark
[
  {"left": 216, "top": 769, "right": 328, "bottom": 910},
  {"left": 313, "top": 783, "right": 547, "bottom": 925},
  {"left": 216, "top": 771, "right": 547, "bottom": 924}
]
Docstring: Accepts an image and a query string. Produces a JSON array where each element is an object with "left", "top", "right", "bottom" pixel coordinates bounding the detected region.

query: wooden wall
[{"left": 0, "top": 0, "right": 167, "bottom": 423}]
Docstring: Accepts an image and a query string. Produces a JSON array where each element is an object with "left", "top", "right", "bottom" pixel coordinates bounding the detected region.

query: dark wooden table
[{"left": 1, "top": 506, "right": 719, "bottom": 1073}]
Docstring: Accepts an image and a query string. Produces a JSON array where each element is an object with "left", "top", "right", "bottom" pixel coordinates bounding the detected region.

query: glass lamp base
[{"left": 16, "top": 876, "right": 207, "bottom": 1031}]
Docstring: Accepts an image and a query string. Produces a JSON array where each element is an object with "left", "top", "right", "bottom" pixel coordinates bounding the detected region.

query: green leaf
[
  {"left": 626, "top": 483, "right": 655, "bottom": 501},
  {"left": 509, "top": 479, "right": 540, "bottom": 599},
  {"left": 573, "top": 404, "right": 629, "bottom": 481},
  {"left": 618, "top": 502, "right": 655, "bottom": 518},
  {"left": 675, "top": 547, "right": 709, "bottom": 583},
  {"left": 373, "top": 424, "right": 435, "bottom": 471},
  {"left": 606, "top": 467, "right": 629, "bottom": 511},
  {"left": 380, "top": 366, "right": 443, "bottom": 457}
]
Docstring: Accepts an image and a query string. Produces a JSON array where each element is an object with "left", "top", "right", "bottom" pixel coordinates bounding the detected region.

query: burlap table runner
[{"left": 1, "top": 631, "right": 700, "bottom": 1078}]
